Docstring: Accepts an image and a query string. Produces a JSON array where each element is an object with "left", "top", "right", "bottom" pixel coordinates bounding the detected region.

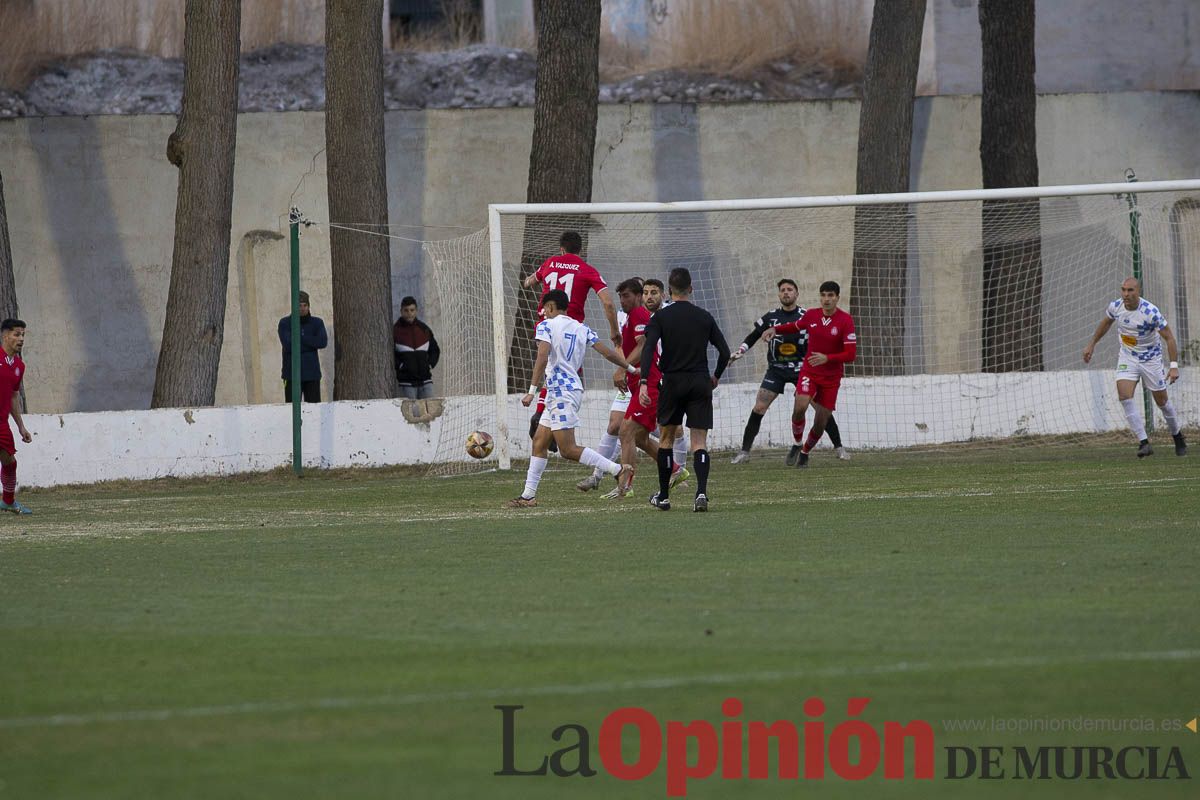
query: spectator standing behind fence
[
  {"left": 393, "top": 296, "right": 440, "bottom": 399},
  {"left": 278, "top": 290, "right": 328, "bottom": 403}
]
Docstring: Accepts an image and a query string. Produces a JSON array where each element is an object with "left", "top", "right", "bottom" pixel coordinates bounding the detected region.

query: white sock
[
  {"left": 673, "top": 432, "right": 687, "bottom": 465},
  {"left": 522, "top": 456, "right": 548, "bottom": 499},
  {"left": 580, "top": 447, "right": 621, "bottom": 476},
  {"left": 593, "top": 432, "right": 620, "bottom": 476},
  {"left": 1160, "top": 400, "right": 1182, "bottom": 436},
  {"left": 1121, "top": 398, "right": 1147, "bottom": 441}
]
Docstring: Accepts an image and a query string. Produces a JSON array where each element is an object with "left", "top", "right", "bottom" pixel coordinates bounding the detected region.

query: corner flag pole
[{"left": 289, "top": 207, "right": 303, "bottom": 476}]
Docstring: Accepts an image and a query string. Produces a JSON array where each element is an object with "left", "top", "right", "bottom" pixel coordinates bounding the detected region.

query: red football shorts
[
  {"left": 624, "top": 376, "right": 659, "bottom": 432},
  {"left": 796, "top": 370, "right": 841, "bottom": 411},
  {"left": 0, "top": 423, "right": 15, "bottom": 456}
]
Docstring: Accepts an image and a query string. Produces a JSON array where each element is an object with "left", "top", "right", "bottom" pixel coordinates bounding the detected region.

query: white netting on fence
[{"left": 423, "top": 187, "right": 1200, "bottom": 474}]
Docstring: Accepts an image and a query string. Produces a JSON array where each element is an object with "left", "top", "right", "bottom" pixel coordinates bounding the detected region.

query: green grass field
[{"left": 2, "top": 446, "right": 1198, "bottom": 799}]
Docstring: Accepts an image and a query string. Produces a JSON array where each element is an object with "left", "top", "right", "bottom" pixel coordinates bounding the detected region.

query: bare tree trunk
[
  {"left": 0, "top": 172, "right": 18, "bottom": 321},
  {"left": 526, "top": 0, "right": 600, "bottom": 206},
  {"left": 508, "top": 0, "right": 601, "bottom": 391},
  {"left": 980, "top": 0, "right": 1042, "bottom": 372},
  {"left": 326, "top": 0, "right": 396, "bottom": 399},
  {"left": 152, "top": 0, "right": 241, "bottom": 408},
  {"left": 847, "top": 0, "right": 925, "bottom": 377}
]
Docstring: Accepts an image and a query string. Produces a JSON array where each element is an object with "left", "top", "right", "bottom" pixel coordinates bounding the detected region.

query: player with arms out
[
  {"left": 1082, "top": 277, "right": 1187, "bottom": 457},
  {"left": 728, "top": 278, "right": 848, "bottom": 464},
  {"left": 522, "top": 230, "right": 620, "bottom": 444},
  {"left": 764, "top": 280, "right": 856, "bottom": 468},
  {"left": 506, "top": 291, "right": 634, "bottom": 508},
  {"left": 641, "top": 268, "right": 730, "bottom": 512},
  {"left": 0, "top": 319, "right": 33, "bottom": 514}
]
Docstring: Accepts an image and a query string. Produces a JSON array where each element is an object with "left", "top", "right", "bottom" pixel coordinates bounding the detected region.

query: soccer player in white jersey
[
  {"left": 506, "top": 290, "right": 635, "bottom": 507},
  {"left": 1082, "top": 277, "right": 1187, "bottom": 457}
]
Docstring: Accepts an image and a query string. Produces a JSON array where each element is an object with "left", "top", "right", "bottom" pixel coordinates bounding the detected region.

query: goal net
[{"left": 423, "top": 180, "right": 1200, "bottom": 473}]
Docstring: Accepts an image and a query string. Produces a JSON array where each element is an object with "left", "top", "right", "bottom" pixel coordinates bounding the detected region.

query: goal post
[
  {"left": 488, "top": 205, "right": 511, "bottom": 470},
  {"left": 423, "top": 179, "right": 1200, "bottom": 473},
  {"left": 487, "top": 179, "right": 1200, "bottom": 217}
]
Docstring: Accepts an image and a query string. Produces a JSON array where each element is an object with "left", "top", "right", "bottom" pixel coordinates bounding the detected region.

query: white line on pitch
[{"left": 2, "top": 649, "right": 1197, "bottom": 730}]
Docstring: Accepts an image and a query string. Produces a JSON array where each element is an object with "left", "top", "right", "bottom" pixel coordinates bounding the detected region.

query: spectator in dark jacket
[
  {"left": 278, "top": 290, "right": 328, "bottom": 402},
  {"left": 393, "top": 296, "right": 440, "bottom": 399}
]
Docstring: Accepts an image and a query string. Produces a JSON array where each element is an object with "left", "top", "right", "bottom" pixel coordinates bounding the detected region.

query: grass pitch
[{"left": 1, "top": 446, "right": 1198, "bottom": 799}]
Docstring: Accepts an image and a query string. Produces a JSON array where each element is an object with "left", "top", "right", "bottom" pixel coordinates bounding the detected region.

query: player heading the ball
[
  {"left": 522, "top": 231, "right": 621, "bottom": 445},
  {"left": 506, "top": 290, "right": 634, "bottom": 508},
  {"left": 1082, "top": 277, "right": 1187, "bottom": 457}
]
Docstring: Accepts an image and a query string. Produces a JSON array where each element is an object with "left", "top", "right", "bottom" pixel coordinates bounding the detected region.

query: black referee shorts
[{"left": 658, "top": 372, "right": 714, "bottom": 430}]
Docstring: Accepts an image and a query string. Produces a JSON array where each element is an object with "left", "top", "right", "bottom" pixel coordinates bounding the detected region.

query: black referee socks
[
  {"left": 693, "top": 449, "right": 710, "bottom": 496},
  {"left": 825, "top": 415, "right": 843, "bottom": 449},
  {"left": 657, "top": 449, "right": 673, "bottom": 499},
  {"left": 742, "top": 411, "right": 764, "bottom": 452}
]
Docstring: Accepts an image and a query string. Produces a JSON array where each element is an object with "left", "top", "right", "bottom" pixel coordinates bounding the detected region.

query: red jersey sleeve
[
  {"left": 826, "top": 312, "right": 857, "bottom": 364},
  {"left": 587, "top": 266, "right": 608, "bottom": 294},
  {"left": 622, "top": 305, "right": 651, "bottom": 360},
  {"left": 775, "top": 308, "right": 815, "bottom": 335}
]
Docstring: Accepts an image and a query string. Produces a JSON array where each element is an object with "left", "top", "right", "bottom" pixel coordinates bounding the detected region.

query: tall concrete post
[{"left": 483, "top": 0, "right": 533, "bottom": 45}]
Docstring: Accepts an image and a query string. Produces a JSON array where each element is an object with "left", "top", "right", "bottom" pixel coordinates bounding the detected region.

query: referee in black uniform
[{"left": 639, "top": 267, "right": 731, "bottom": 512}]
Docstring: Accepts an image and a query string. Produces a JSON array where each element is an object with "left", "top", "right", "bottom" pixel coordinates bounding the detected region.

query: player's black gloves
[{"left": 529, "top": 409, "right": 557, "bottom": 453}]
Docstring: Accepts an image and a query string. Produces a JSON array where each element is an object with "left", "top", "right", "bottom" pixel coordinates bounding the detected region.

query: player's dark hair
[
  {"left": 543, "top": 289, "right": 570, "bottom": 312},
  {"left": 616, "top": 277, "right": 643, "bottom": 296},
  {"left": 668, "top": 267, "right": 692, "bottom": 295},
  {"left": 819, "top": 280, "right": 841, "bottom": 296},
  {"left": 643, "top": 279, "right": 664, "bottom": 292},
  {"left": 777, "top": 278, "right": 798, "bottom": 290},
  {"left": 401, "top": 296, "right": 418, "bottom": 308},
  {"left": 1, "top": 319, "right": 25, "bottom": 332},
  {"left": 559, "top": 230, "right": 582, "bottom": 254}
]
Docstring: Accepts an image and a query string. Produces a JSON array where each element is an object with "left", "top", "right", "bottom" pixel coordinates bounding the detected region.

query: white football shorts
[
  {"left": 610, "top": 388, "right": 631, "bottom": 414},
  {"left": 539, "top": 386, "right": 583, "bottom": 431},
  {"left": 1115, "top": 353, "right": 1167, "bottom": 392}
]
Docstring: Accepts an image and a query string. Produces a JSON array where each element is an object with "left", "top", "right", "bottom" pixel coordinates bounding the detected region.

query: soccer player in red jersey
[
  {"left": 0, "top": 319, "right": 33, "bottom": 513},
  {"left": 521, "top": 230, "right": 620, "bottom": 434},
  {"left": 764, "top": 281, "right": 856, "bottom": 468},
  {"left": 612, "top": 278, "right": 662, "bottom": 497}
]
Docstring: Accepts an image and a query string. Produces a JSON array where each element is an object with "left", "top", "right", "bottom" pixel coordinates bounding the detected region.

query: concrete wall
[
  {"left": 919, "top": 0, "right": 1200, "bottom": 95},
  {"left": 2, "top": 91, "right": 1199, "bottom": 414}
]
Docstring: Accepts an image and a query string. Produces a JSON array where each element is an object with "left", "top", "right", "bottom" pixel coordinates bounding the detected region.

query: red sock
[
  {"left": 535, "top": 387, "right": 548, "bottom": 415},
  {"left": 791, "top": 420, "right": 805, "bottom": 444},
  {"left": 802, "top": 431, "right": 820, "bottom": 454},
  {"left": 2, "top": 460, "right": 16, "bottom": 505}
]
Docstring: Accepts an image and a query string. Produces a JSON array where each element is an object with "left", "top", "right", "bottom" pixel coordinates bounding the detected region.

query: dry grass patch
[
  {"left": 601, "top": 0, "right": 869, "bottom": 80},
  {"left": 0, "top": 0, "right": 330, "bottom": 89}
]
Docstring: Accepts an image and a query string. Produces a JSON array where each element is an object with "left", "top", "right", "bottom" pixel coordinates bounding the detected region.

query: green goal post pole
[
  {"left": 1124, "top": 170, "right": 1154, "bottom": 433},
  {"left": 289, "top": 208, "right": 303, "bottom": 476}
]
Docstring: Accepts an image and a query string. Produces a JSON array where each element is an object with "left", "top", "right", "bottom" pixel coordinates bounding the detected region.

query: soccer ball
[{"left": 466, "top": 430, "right": 494, "bottom": 459}]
